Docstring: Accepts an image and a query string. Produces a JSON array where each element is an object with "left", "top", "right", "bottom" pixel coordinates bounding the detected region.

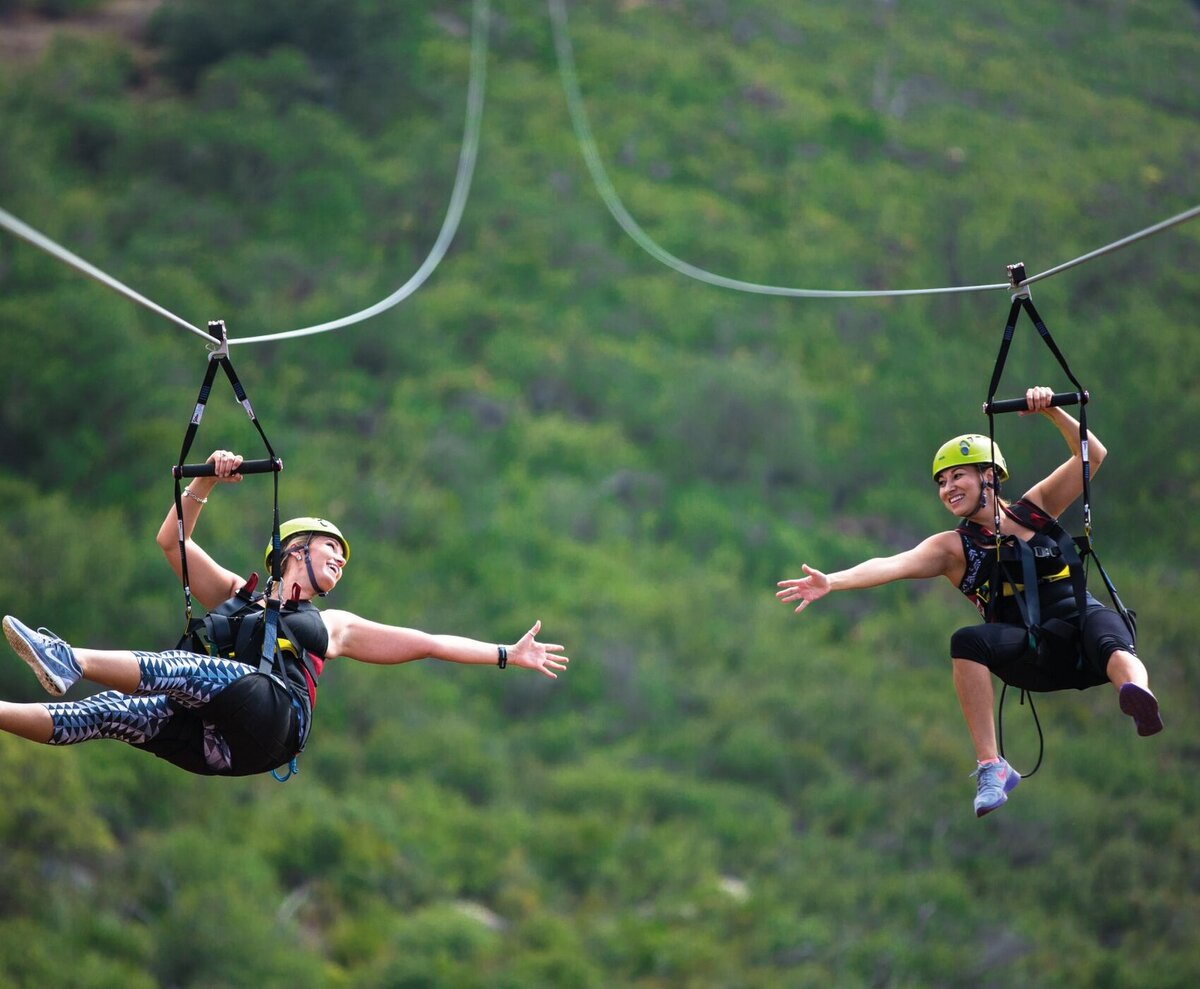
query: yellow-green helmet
[
  {"left": 266, "top": 517, "right": 350, "bottom": 571},
  {"left": 931, "top": 434, "right": 1009, "bottom": 482}
]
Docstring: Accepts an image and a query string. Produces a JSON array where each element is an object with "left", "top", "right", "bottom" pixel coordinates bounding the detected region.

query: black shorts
[
  {"left": 136, "top": 673, "right": 301, "bottom": 777},
  {"left": 950, "top": 605, "right": 1136, "bottom": 692}
]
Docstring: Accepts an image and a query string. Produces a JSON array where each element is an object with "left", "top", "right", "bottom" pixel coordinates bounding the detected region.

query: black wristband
[{"left": 497, "top": 645, "right": 507, "bottom": 669}]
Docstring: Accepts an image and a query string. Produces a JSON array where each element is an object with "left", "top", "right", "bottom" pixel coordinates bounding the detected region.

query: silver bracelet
[{"left": 183, "top": 487, "right": 208, "bottom": 505}]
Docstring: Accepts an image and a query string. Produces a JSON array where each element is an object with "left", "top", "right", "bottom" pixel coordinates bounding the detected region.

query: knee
[{"left": 950, "top": 626, "right": 987, "bottom": 664}]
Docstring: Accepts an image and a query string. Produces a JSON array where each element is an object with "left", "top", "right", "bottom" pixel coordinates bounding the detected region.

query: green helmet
[
  {"left": 266, "top": 517, "right": 350, "bottom": 571},
  {"left": 931, "top": 434, "right": 1009, "bottom": 482}
]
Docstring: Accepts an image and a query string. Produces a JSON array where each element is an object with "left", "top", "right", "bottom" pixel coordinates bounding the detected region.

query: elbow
[
  {"left": 1089, "top": 438, "right": 1108, "bottom": 472},
  {"left": 156, "top": 528, "right": 177, "bottom": 558},
  {"left": 156, "top": 525, "right": 186, "bottom": 568}
]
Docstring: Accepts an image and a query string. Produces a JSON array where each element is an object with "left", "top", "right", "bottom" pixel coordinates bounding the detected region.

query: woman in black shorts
[
  {"left": 776, "top": 386, "right": 1161, "bottom": 818},
  {"left": 2, "top": 450, "right": 569, "bottom": 778}
]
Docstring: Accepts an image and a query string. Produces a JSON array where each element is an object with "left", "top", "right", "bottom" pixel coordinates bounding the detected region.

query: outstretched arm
[
  {"left": 776, "top": 531, "right": 962, "bottom": 614},
  {"left": 155, "top": 450, "right": 248, "bottom": 610},
  {"left": 1018, "top": 385, "right": 1107, "bottom": 518},
  {"left": 322, "top": 614, "right": 569, "bottom": 679}
]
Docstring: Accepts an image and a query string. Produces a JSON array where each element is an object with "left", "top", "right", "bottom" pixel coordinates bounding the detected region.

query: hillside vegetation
[{"left": 0, "top": 1, "right": 1197, "bottom": 987}]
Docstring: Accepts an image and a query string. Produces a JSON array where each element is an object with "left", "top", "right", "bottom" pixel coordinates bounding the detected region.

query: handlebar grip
[
  {"left": 984, "top": 390, "right": 1088, "bottom": 415},
  {"left": 173, "top": 458, "right": 282, "bottom": 478}
]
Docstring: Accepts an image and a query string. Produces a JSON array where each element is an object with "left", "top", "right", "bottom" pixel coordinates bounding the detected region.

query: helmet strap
[
  {"left": 989, "top": 465, "right": 1003, "bottom": 538},
  {"left": 299, "top": 545, "right": 330, "bottom": 598},
  {"left": 975, "top": 465, "right": 1001, "bottom": 521}
]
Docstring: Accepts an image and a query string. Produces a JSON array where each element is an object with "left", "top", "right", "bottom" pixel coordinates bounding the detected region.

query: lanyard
[{"left": 171, "top": 320, "right": 283, "bottom": 671}]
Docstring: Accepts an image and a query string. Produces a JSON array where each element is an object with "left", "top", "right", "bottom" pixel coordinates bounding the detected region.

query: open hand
[
  {"left": 508, "top": 620, "right": 570, "bottom": 679},
  {"left": 775, "top": 565, "right": 830, "bottom": 614}
]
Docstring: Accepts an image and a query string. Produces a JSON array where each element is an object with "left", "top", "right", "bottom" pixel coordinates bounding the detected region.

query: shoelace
[
  {"left": 34, "top": 627, "right": 78, "bottom": 669},
  {"left": 970, "top": 763, "right": 1004, "bottom": 788}
]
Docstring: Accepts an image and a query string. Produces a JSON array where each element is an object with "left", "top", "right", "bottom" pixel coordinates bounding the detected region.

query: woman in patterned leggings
[{"left": 1, "top": 450, "right": 569, "bottom": 776}]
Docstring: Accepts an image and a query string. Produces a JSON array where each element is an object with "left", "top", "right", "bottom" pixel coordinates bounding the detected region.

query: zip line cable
[
  {"left": 0, "top": 0, "right": 491, "bottom": 348},
  {"left": 548, "top": 0, "right": 1200, "bottom": 299},
  {"left": 232, "top": 0, "right": 490, "bottom": 345},
  {"left": 1, "top": 0, "right": 1195, "bottom": 327},
  {"left": 1020, "top": 205, "right": 1200, "bottom": 289},
  {"left": 0, "top": 206, "right": 211, "bottom": 342}
]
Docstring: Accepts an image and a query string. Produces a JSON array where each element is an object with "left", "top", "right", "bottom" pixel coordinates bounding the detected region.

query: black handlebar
[
  {"left": 173, "top": 458, "right": 282, "bottom": 478},
  {"left": 984, "top": 390, "right": 1088, "bottom": 415}
]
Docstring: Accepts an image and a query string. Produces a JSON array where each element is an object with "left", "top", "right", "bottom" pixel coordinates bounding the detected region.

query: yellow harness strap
[{"left": 1001, "top": 565, "right": 1071, "bottom": 595}]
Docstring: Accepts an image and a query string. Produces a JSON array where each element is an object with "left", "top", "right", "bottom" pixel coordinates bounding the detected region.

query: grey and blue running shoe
[
  {"left": 971, "top": 757, "right": 1021, "bottom": 818},
  {"left": 1118, "top": 683, "right": 1164, "bottom": 737},
  {"left": 3, "top": 616, "right": 82, "bottom": 696}
]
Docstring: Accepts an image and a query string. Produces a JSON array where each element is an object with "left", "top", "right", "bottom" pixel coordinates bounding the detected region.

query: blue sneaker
[
  {"left": 1118, "top": 683, "right": 1163, "bottom": 737},
  {"left": 971, "top": 757, "right": 1021, "bottom": 818},
  {"left": 3, "top": 615, "right": 82, "bottom": 696}
]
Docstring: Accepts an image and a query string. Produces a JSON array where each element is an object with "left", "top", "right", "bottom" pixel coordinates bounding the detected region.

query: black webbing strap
[
  {"left": 171, "top": 321, "right": 283, "bottom": 654},
  {"left": 171, "top": 349, "right": 222, "bottom": 628},
  {"left": 983, "top": 273, "right": 1094, "bottom": 625},
  {"left": 984, "top": 268, "right": 1136, "bottom": 776},
  {"left": 998, "top": 681, "right": 1044, "bottom": 778},
  {"left": 1008, "top": 538, "right": 1043, "bottom": 652},
  {"left": 984, "top": 272, "right": 1136, "bottom": 640},
  {"left": 984, "top": 277, "right": 1092, "bottom": 537}
]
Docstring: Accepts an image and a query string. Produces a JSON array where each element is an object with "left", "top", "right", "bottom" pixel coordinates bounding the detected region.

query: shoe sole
[
  {"left": 3, "top": 616, "right": 68, "bottom": 696},
  {"left": 975, "top": 765, "right": 1021, "bottom": 818},
  {"left": 1119, "top": 683, "right": 1163, "bottom": 737}
]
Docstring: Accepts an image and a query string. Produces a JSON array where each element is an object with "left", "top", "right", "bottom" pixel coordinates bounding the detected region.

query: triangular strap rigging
[
  {"left": 984, "top": 269, "right": 1092, "bottom": 537},
  {"left": 170, "top": 320, "right": 285, "bottom": 672},
  {"left": 980, "top": 264, "right": 1136, "bottom": 641},
  {"left": 982, "top": 265, "right": 1137, "bottom": 776}
]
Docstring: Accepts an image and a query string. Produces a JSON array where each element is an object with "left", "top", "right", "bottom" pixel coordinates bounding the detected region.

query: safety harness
[
  {"left": 977, "top": 265, "right": 1137, "bottom": 774},
  {"left": 171, "top": 320, "right": 304, "bottom": 780}
]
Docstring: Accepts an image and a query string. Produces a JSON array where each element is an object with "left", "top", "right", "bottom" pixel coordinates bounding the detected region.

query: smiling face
[
  {"left": 935, "top": 464, "right": 991, "bottom": 520},
  {"left": 281, "top": 533, "right": 347, "bottom": 596}
]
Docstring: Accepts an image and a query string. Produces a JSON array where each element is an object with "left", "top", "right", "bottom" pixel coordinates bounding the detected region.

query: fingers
[
  {"left": 515, "top": 620, "right": 569, "bottom": 679},
  {"left": 1023, "top": 385, "right": 1054, "bottom": 414},
  {"left": 776, "top": 578, "right": 810, "bottom": 601},
  {"left": 538, "top": 655, "right": 570, "bottom": 679},
  {"left": 207, "top": 450, "right": 244, "bottom": 480},
  {"left": 776, "top": 565, "right": 825, "bottom": 613}
]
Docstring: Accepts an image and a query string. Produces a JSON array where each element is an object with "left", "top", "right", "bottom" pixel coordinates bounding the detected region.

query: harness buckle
[{"left": 1007, "top": 262, "right": 1030, "bottom": 301}]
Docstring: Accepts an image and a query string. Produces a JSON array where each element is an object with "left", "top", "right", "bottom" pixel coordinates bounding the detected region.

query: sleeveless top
[
  {"left": 275, "top": 600, "right": 329, "bottom": 711},
  {"left": 955, "top": 498, "right": 1082, "bottom": 624}
]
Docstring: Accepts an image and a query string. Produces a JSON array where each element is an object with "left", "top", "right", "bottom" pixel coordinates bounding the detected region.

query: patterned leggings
[{"left": 46, "top": 651, "right": 257, "bottom": 771}]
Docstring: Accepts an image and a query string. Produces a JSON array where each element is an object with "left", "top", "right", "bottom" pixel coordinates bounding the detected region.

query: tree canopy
[{"left": 0, "top": 1, "right": 1197, "bottom": 986}]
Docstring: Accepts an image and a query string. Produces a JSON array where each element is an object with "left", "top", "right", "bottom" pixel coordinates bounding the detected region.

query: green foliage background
[{"left": 0, "top": 1, "right": 1197, "bottom": 986}]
